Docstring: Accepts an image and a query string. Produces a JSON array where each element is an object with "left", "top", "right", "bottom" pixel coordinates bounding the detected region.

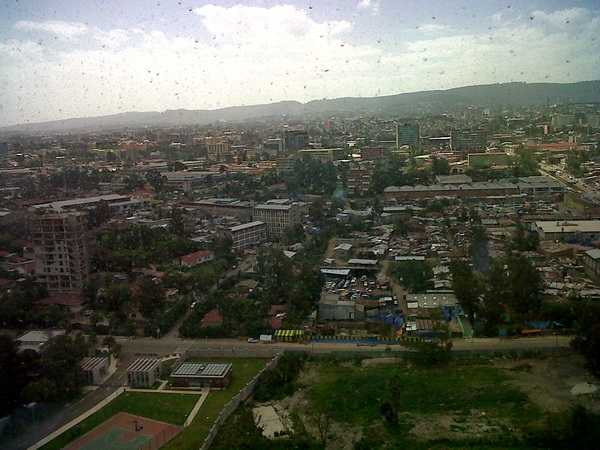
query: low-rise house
[
  {"left": 171, "top": 362, "right": 233, "bottom": 389},
  {"left": 201, "top": 308, "right": 223, "bottom": 326},
  {"left": 15, "top": 329, "right": 65, "bottom": 353},
  {"left": 179, "top": 250, "right": 215, "bottom": 268},
  {"left": 80, "top": 356, "right": 110, "bottom": 385},
  {"left": 583, "top": 248, "right": 600, "bottom": 275},
  {"left": 126, "top": 358, "right": 162, "bottom": 388}
]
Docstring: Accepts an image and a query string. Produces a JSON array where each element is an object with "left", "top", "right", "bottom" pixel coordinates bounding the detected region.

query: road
[
  {"left": 540, "top": 163, "right": 600, "bottom": 200},
  {"left": 16, "top": 334, "right": 572, "bottom": 450}
]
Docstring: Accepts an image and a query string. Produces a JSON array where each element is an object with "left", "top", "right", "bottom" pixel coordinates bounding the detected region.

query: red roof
[
  {"left": 269, "top": 316, "right": 284, "bottom": 330},
  {"left": 40, "top": 294, "right": 85, "bottom": 307},
  {"left": 201, "top": 308, "right": 223, "bottom": 325},
  {"left": 268, "top": 305, "right": 286, "bottom": 316},
  {"left": 180, "top": 250, "right": 214, "bottom": 263}
]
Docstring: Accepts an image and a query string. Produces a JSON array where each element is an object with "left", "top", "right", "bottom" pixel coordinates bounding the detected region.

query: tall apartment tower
[
  {"left": 396, "top": 124, "right": 419, "bottom": 149},
  {"left": 33, "top": 211, "right": 90, "bottom": 295}
]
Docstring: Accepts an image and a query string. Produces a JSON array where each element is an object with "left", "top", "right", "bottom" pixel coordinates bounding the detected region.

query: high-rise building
[
  {"left": 252, "top": 203, "right": 301, "bottom": 238},
  {"left": 284, "top": 129, "right": 309, "bottom": 153},
  {"left": 396, "top": 124, "right": 419, "bottom": 149},
  {"left": 33, "top": 211, "right": 90, "bottom": 295}
]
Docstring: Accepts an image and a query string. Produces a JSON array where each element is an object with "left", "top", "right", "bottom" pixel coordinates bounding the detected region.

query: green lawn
[
  {"left": 161, "top": 358, "right": 178, "bottom": 380},
  {"left": 41, "top": 392, "right": 199, "bottom": 450},
  {"left": 162, "top": 357, "right": 270, "bottom": 449}
]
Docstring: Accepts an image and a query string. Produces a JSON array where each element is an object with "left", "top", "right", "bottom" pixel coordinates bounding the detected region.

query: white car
[{"left": 247, "top": 338, "right": 259, "bottom": 343}]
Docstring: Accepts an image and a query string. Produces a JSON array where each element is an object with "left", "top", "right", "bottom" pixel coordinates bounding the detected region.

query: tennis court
[{"left": 64, "top": 413, "right": 182, "bottom": 450}]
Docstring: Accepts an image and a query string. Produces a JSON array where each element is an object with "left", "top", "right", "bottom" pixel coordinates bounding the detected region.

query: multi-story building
[
  {"left": 347, "top": 167, "right": 373, "bottom": 196},
  {"left": 33, "top": 211, "right": 90, "bottom": 295},
  {"left": 450, "top": 130, "right": 488, "bottom": 151},
  {"left": 284, "top": 129, "right": 309, "bottom": 153},
  {"left": 396, "top": 124, "right": 419, "bottom": 149},
  {"left": 298, "top": 148, "right": 346, "bottom": 161},
  {"left": 224, "top": 221, "right": 267, "bottom": 250},
  {"left": 253, "top": 203, "right": 301, "bottom": 239},
  {"left": 360, "top": 146, "right": 389, "bottom": 161}
]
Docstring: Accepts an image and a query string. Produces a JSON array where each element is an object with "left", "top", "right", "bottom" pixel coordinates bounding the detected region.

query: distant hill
[{"left": 2, "top": 81, "right": 599, "bottom": 134}]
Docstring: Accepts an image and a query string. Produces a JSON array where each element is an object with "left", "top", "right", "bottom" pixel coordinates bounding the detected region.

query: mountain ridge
[{"left": 2, "top": 81, "right": 599, "bottom": 134}]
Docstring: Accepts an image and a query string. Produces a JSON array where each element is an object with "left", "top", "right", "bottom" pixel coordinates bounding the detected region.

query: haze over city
[{"left": 0, "top": 0, "right": 599, "bottom": 127}]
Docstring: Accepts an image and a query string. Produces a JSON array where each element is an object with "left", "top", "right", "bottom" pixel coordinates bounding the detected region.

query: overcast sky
[{"left": 0, "top": 0, "right": 598, "bottom": 126}]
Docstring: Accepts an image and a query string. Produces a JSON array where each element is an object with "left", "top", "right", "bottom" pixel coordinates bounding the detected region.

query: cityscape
[{"left": 1, "top": 1, "right": 600, "bottom": 449}]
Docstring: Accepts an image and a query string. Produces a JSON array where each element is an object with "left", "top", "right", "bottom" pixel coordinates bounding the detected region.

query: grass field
[
  {"left": 308, "top": 359, "right": 540, "bottom": 427},
  {"left": 162, "top": 357, "right": 270, "bottom": 449},
  {"left": 41, "top": 392, "right": 198, "bottom": 450}
]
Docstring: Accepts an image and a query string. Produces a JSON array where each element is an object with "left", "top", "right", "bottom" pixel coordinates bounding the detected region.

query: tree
[
  {"left": 0, "top": 335, "right": 29, "bottom": 416},
  {"left": 450, "top": 260, "right": 483, "bottom": 326},
  {"left": 102, "top": 283, "right": 132, "bottom": 313},
  {"left": 168, "top": 206, "right": 188, "bottom": 237},
  {"left": 480, "top": 260, "right": 509, "bottom": 333},
  {"left": 509, "top": 223, "right": 540, "bottom": 251},
  {"left": 135, "top": 277, "right": 166, "bottom": 321},
  {"left": 87, "top": 200, "right": 113, "bottom": 229},
  {"left": 571, "top": 301, "right": 600, "bottom": 375},
  {"left": 392, "top": 261, "right": 433, "bottom": 294},
  {"left": 257, "top": 247, "right": 295, "bottom": 304},
  {"left": 505, "top": 253, "right": 543, "bottom": 319}
]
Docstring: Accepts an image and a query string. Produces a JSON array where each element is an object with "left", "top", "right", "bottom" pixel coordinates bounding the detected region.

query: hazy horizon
[{"left": 1, "top": 0, "right": 598, "bottom": 127}]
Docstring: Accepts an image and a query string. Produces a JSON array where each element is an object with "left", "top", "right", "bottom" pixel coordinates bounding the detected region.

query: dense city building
[
  {"left": 32, "top": 211, "right": 90, "bottom": 295},
  {"left": 252, "top": 203, "right": 301, "bottom": 238}
]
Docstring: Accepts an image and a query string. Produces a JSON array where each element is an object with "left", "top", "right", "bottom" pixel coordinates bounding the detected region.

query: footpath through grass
[
  {"left": 162, "top": 357, "right": 270, "bottom": 449},
  {"left": 41, "top": 392, "right": 198, "bottom": 450}
]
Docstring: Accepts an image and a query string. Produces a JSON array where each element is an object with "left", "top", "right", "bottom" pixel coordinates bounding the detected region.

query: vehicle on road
[{"left": 247, "top": 337, "right": 259, "bottom": 343}]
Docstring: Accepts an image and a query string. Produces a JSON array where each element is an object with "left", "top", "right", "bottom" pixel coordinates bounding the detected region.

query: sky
[{"left": 0, "top": 0, "right": 598, "bottom": 126}]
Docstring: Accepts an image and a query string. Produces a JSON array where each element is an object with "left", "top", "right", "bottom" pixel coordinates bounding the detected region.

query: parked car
[{"left": 247, "top": 337, "right": 259, "bottom": 343}]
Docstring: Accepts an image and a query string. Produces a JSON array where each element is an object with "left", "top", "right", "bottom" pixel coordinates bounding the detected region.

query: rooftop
[{"left": 172, "top": 362, "right": 232, "bottom": 378}]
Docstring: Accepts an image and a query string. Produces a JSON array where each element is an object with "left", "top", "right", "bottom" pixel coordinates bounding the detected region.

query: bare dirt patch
[{"left": 495, "top": 355, "right": 600, "bottom": 413}]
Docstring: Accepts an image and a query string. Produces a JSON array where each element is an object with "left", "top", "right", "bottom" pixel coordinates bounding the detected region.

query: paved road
[{"left": 16, "top": 334, "right": 572, "bottom": 449}]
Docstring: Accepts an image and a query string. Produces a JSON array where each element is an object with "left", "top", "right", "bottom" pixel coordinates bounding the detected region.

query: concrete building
[
  {"left": 396, "top": 124, "right": 419, "bottom": 149},
  {"left": 31, "top": 194, "right": 130, "bottom": 213},
  {"left": 126, "top": 358, "right": 162, "bottom": 388},
  {"left": 532, "top": 220, "right": 600, "bottom": 242},
  {"left": 284, "top": 129, "right": 309, "bottom": 153},
  {"left": 253, "top": 203, "right": 301, "bottom": 238},
  {"left": 584, "top": 248, "right": 600, "bottom": 275},
  {"left": 225, "top": 221, "right": 267, "bottom": 250},
  {"left": 451, "top": 130, "right": 488, "bottom": 151},
  {"left": 80, "top": 357, "right": 109, "bottom": 385},
  {"left": 384, "top": 177, "right": 564, "bottom": 201},
  {"left": 193, "top": 198, "right": 253, "bottom": 219},
  {"left": 162, "top": 172, "right": 224, "bottom": 192},
  {"left": 298, "top": 148, "right": 346, "bottom": 161},
  {"left": 360, "top": 146, "right": 388, "bottom": 161},
  {"left": 33, "top": 212, "right": 90, "bottom": 295},
  {"left": 347, "top": 167, "right": 373, "bottom": 196},
  {"left": 171, "top": 362, "right": 233, "bottom": 389}
]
